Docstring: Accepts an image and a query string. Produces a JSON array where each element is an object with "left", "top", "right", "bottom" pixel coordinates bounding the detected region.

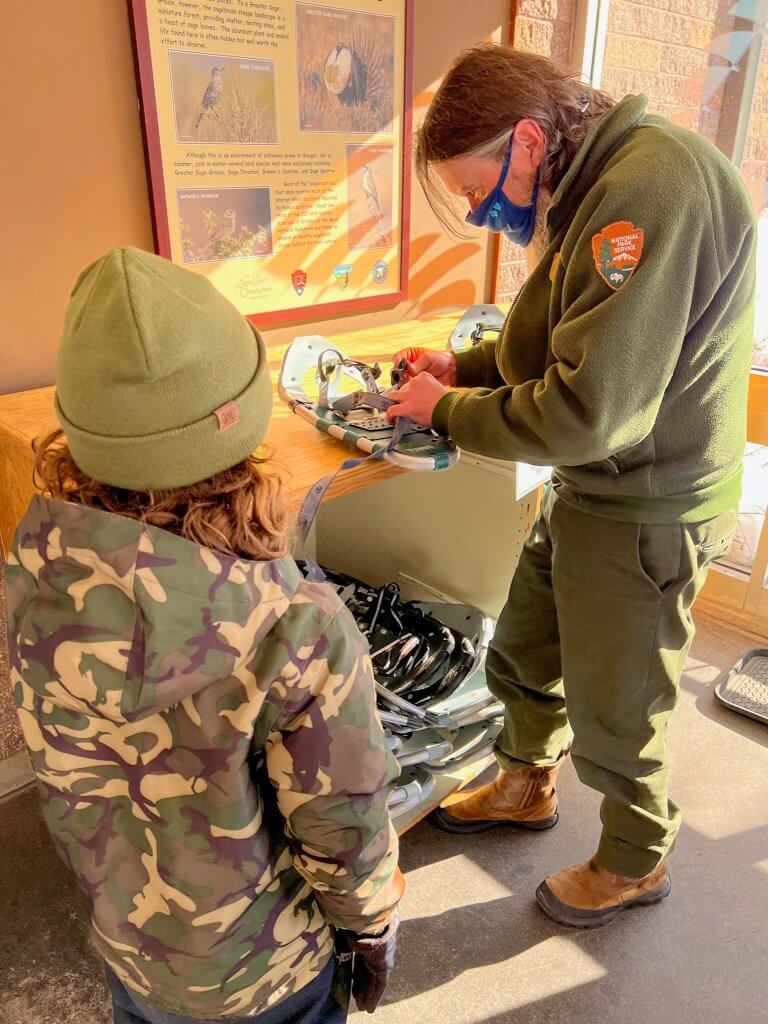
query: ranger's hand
[
  {"left": 386, "top": 373, "right": 448, "bottom": 428},
  {"left": 392, "top": 347, "right": 457, "bottom": 386},
  {"left": 336, "top": 911, "right": 399, "bottom": 1013}
]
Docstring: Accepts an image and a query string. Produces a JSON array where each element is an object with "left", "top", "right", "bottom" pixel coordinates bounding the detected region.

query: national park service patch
[{"left": 591, "top": 221, "right": 644, "bottom": 290}]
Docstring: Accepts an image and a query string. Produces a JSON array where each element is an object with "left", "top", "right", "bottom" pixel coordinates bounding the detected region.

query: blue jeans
[{"left": 105, "top": 957, "right": 350, "bottom": 1024}]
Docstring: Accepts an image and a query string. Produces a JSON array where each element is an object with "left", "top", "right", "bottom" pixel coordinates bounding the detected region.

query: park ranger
[{"left": 389, "top": 44, "right": 755, "bottom": 927}]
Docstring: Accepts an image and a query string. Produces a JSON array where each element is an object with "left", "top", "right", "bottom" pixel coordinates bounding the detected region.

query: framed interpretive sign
[{"left": 130, "top": 0, "right": 413, "bottom": 324}]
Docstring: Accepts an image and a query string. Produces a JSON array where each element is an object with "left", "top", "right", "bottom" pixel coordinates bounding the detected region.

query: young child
[{"left": 5, "top": 248, "right": 404, "bottom": 1024}]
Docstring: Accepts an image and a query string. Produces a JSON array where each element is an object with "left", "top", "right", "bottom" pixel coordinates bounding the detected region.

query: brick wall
[
  {"left": 496, "top": 0, "right": 576, "bottom": 302},
  {"left": 742, "top": 34, "right": 768, "bottom": 216},
  {"left": 590, "top": 0, "right": 766, "bottom": 212},
  {"left": 496, "top": 0, "right": 768, "bottom": 307},
  {"left": 601, "top": 1, "right": 767, "bottom": 368},
  {"left": 514, "top": 0, "right": 575, "bottom": 65},
  {"left": 600, "top": 0, "right": 736, "bottom": 142}
]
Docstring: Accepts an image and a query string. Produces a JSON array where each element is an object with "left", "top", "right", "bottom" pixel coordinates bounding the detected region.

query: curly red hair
[{"left": 34, "top": 429, "right": 289, "bottom": 561}]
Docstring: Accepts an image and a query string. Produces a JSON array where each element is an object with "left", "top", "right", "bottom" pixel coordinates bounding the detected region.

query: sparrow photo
[{"left": 177, "top": 188, "right": 273, "bottom": 264}]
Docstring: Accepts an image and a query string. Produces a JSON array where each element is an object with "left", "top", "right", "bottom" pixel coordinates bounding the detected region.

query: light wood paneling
[{"left": 697, "top": 372, "right": 768, "bottom": 636}]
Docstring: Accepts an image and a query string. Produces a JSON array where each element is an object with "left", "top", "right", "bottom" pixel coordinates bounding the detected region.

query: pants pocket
[
  {"left": 699, "top": 532, "right": 736, "bottom": 563},
  {"left": 636, "top": 523, "right": 683, "bottom": 597},
  {"left": 694, "top": 510, "right": 739, "bottom": 566}
]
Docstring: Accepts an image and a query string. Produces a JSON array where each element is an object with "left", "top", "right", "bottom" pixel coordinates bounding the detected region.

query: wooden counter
[{"left": 0, "top": 312, "right": 460, "bottom": 555}]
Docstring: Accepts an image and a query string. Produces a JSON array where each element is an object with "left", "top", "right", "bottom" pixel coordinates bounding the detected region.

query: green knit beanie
[{"left": 55, "top": 247, "right": 272, "bottom": 490}]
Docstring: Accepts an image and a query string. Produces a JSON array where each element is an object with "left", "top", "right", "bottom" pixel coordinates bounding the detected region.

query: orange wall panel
[{"left": 0, "top": 0, "right": 512, "bottom": 396}]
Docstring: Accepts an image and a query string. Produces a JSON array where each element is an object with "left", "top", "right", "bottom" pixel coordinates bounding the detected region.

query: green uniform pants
[{"left": 488, "top": 487, "right": 737, "bottom": 877}]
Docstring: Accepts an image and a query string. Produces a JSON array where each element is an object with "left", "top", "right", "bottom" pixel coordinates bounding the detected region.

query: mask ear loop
[
  {"left": 496, "top": 133, "right": 514, "bottom": 190},
  {"left": 498, "top": 133, "right": 540, "bottom": 209},
  {"left": 529, "top": 165, "right": 541, "bottom": 209},
  {"left": 509, "top": 127, "right": 542, "bottom": 210}
]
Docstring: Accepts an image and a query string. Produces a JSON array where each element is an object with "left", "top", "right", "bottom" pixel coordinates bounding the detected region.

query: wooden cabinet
[{"left": 697, "top": 374, "right": 768, "bottom": 638}]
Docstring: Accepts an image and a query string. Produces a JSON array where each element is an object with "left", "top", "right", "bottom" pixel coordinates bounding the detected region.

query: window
[
  {"left": 500, "top": 0, "right": 768, "bottom": 370},
  {"left": 595, "top": 0, "right": 768, "bottom": 370}
]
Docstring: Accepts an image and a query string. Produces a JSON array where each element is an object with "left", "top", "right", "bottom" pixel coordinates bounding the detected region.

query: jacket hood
[{"left": 7, "top": 496, "right": 302, "bottom": 722}]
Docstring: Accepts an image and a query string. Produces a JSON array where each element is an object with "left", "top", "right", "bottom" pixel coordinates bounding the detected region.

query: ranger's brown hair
[
  {"left": 34, "top": 430, "right": 288, "bottom": 561},
  {"left": 416, "top": 44, "right": 614, "bottom": 235}
]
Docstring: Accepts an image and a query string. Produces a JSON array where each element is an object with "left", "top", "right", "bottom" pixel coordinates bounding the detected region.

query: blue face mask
[{"left": 465, "top": 138, "right": 539, "bottom": 247}]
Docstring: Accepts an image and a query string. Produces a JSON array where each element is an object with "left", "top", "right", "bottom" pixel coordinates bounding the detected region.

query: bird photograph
[
  {"left": 362, "top": 164, "right": 389, "bottom": 247},
  {"left": 297, "top": 7, "right": 395, "bottom": 133},
  {"left": 324, "top": 43, "right": 367, "bottom": 104},
  {"left": 201, "top": 208, "right": 237, "bottom": 259},
  {"left": 346, "top": 145, "right": 392, "bottom": 251},
  {"left": 169, "top": 52, "right": 277, "bottom": 145},
  {"left": 195, "top": 66, "right": 225, "bottom": 131},
  {"left": 178, "top": 189, "right": 273, "bottom": 265}
]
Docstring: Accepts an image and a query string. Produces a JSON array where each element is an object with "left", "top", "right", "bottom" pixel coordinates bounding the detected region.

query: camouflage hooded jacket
[{"left": 5, "top": 496, "right": 402, "bottom": 1019}]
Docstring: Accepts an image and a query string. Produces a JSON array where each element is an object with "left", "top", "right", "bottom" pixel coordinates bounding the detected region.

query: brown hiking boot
[
  {"left": 430, "top": 758, "right": 564, "bottom": 834},
  {"left": 536, "top": 856, "right": 671, "bottom": 928}
]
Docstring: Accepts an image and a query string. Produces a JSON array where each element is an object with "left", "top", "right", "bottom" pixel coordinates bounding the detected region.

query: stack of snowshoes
[{"left": 299, "top": 564, "right": 503, "bottom": 823}]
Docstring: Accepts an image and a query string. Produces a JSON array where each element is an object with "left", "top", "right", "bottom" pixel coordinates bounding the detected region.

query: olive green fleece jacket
[{"left": 433, "top": 95, "right": 756, "bottom": 523}]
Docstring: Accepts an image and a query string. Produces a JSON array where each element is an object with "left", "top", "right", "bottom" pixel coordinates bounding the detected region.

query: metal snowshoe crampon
[
  {"left": 448, "top": 304, "right": 506, "bottom": 353},
  {"left": 279, "top": 335, "right": 459, "bottom": 471}
]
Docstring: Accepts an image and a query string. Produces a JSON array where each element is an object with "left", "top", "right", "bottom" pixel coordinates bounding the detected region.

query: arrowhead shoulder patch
[{"left": 591, "top": 221, "right": 644, "bottom": 290}]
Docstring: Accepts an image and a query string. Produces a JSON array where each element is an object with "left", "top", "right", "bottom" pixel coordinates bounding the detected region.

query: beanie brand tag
[{"left": 215, "top": 401, "right": 240, "bottom": 431}]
